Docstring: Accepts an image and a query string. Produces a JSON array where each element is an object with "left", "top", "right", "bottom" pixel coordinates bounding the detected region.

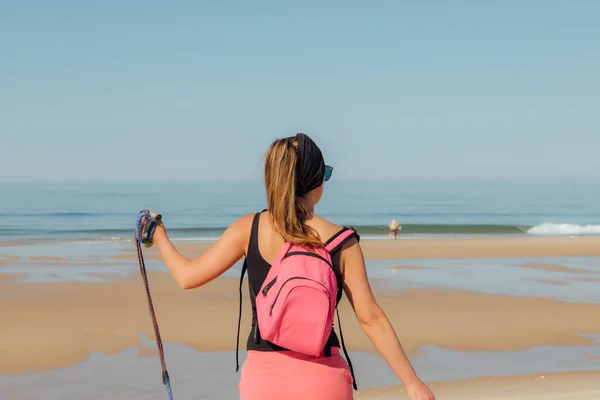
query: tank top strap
[
  {"left": 236, "top": 209, "right": 267, "bottom": 372},
  {"left": 247, "top": 210, "right": 266, "bottom": 259}
]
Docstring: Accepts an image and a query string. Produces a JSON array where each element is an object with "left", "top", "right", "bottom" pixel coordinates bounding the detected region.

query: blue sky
[{"left": 1, "top": 1, "right": 599, "bottom": 182}]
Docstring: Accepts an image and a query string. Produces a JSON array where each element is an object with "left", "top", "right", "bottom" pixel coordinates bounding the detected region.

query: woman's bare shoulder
[
  {"left": 311, "top": 214, "right": 346, "bottom": 241},
  {"left": 227, "top": 213, "right": 257, "bottom": 237}
]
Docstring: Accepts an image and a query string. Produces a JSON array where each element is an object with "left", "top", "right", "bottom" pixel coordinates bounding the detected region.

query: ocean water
[{"left": 1, "top": 180, "right": 599, "bottom": 244}]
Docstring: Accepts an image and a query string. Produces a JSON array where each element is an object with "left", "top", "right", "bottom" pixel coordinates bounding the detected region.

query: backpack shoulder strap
[
  {"left": 337, "top": 307, "right": 358, "bottom": 390},
  {"left": 324, "top": 226, "right": 360, "bottom": 390},
  {"left": 324, "top": 227, "right": 359, "bottom": 302},
  {"left": 325, "top": 227, "right": 360, "bottom": 254},
  {"left": 235, "top": 258, "right": 247, "bottom": 372}
]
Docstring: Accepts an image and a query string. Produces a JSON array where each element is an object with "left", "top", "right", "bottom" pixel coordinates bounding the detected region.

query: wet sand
[
  {"left": 2, "top": 270, "right": 600, "bottom": 375},
  {"left": 1, "top": 339, "right": 599, "bottom": 399},
  {"left": 357, "top": 370, "right": 600, "bottom": 399}
]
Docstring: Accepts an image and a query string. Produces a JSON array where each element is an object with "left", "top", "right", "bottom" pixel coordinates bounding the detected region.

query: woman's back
[{"left": 253, "top": 211, "right": 345, "bottom": 265}]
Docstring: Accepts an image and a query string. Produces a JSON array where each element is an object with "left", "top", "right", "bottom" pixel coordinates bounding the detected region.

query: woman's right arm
[
  {"left": 340, "top": 239, "right": 435, "bottom": 400},
  {"left": 151, "top": 213, "right": 252, "bottom": 290}
]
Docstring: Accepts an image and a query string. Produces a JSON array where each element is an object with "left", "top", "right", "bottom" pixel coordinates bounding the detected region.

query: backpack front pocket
[{"left": 261, "top": 277, "right": 332, "bottom": 356}]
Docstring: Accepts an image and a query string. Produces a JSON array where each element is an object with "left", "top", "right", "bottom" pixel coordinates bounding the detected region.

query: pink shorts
[{"left": 239, "top": 348, "right": 354, "bottom": 400}]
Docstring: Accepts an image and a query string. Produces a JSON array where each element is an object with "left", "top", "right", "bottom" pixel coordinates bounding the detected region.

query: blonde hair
[{"left": 264, "top": 137, "right": 324, "bottom": 248}]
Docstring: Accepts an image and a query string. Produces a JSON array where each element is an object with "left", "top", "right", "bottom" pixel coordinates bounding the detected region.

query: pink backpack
[
  {"left": 234, "top": 218, "right": 359, "bottom": 390},
  {"left": 255, "top": 229, "right": 355, "bottom": 357}
]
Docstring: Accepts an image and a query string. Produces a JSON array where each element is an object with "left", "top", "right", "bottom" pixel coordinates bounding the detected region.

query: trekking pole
[{"left": 135, "top": 210, "right": 173, "bottom": 400}]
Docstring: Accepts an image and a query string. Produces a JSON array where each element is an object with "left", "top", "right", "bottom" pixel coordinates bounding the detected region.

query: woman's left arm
[{"left": 150, "top": 212, "right": 252, "bottom": 289}]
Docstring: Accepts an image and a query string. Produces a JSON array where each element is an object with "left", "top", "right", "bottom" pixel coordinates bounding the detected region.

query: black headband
[{"left": 294, "top": 133, "right": 325, "bottom": 197}]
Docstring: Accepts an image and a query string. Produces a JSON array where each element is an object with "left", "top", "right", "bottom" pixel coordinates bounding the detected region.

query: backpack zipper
[
  {"left": 262, "top": 277, "right": 277, "bottom": 296},
  {"left": 269, "top": 276, "right": 329, "bottom": 316}
]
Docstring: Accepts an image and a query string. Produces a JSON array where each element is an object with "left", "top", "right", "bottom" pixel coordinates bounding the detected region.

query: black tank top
[{"left": 234, "top": 211, "right": 360, "bottom": 389}]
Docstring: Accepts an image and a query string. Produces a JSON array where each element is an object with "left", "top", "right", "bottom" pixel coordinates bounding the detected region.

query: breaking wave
[{"left": 527, "top": 223, "right": 600, "bottom": 236}]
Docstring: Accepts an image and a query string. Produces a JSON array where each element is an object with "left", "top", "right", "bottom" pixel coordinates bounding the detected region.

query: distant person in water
[
  {"left": 389, "top": 219, "right": 401, "bottom": 240},
  {"left": 145, "top": 133, "right": 434, "bottom": 400}
]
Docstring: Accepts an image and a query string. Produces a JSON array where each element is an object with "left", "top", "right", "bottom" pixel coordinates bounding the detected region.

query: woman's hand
[
  {"left": 148, "top": 211, "right": 165, "bottom": 242},
  {"left": 406, "top": 380, "right": 435, "bottom": 400}
]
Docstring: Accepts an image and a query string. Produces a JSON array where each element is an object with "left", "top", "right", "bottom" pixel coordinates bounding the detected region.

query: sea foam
[{"left": 527, "top": 223, "right": 600, "bottom": 236}]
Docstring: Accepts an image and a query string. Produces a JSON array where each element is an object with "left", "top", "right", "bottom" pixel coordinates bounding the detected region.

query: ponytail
[{"left": 264, "top": 137, "right": 324, "bottom": 248}]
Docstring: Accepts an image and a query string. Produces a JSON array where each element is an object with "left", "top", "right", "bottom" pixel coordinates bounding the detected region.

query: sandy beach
[{"left": 1, "top": 236, "right": 600, "bottom": 399}]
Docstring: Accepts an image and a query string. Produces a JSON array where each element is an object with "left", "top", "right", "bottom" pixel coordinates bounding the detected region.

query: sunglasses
[{"left": 324, "top": 165, "right": 333, "bottom": 182}]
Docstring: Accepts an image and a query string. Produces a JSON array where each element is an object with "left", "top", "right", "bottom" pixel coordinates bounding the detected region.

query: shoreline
[
  {"left": 4, "top": 236, "right": 600, "bottom": 267},
  {"left": 3, "top": 232, "right": 600, "bottom": 246},
  {"left": 104, "top": 235, "right": 600, "bottom": 261}
]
